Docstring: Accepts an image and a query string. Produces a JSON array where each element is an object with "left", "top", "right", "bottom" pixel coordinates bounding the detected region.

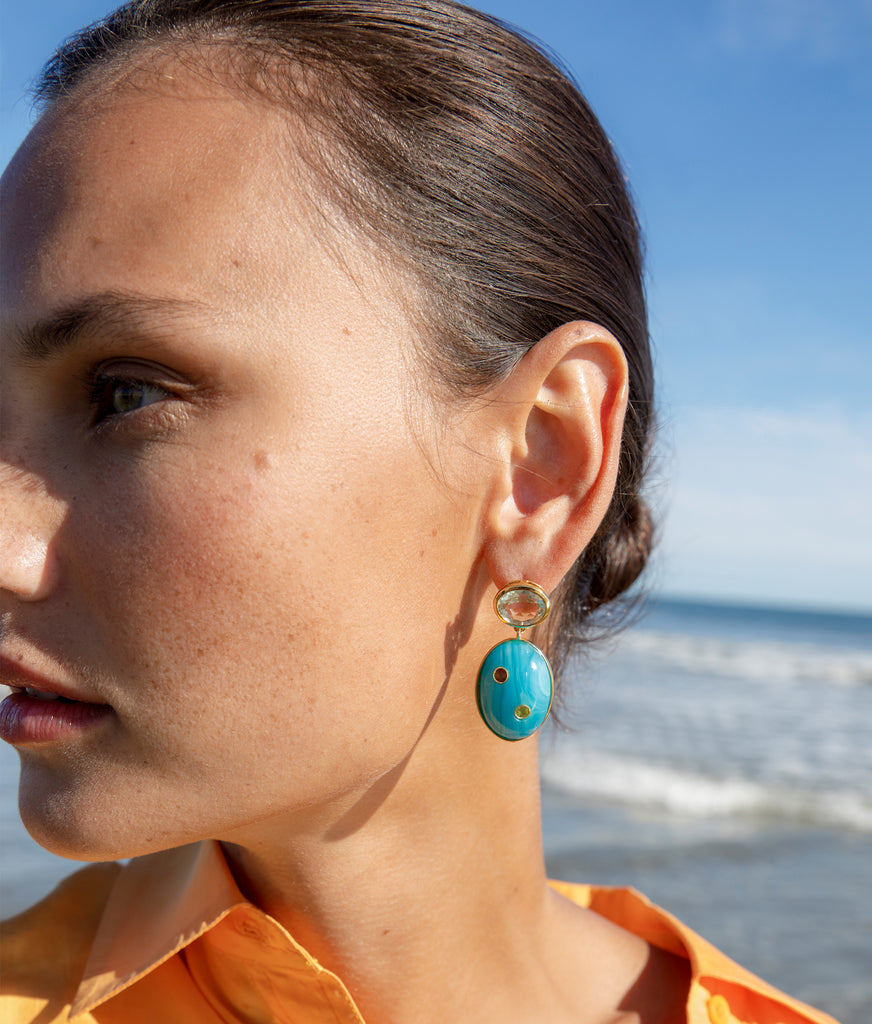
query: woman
[{"left": 0, "top": 2, "right": 837, "bottom": 1022}]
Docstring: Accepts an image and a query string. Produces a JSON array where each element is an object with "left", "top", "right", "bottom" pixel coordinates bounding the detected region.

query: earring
[{"left": 476, "top": 581, "right": 554, "bottom": 741}]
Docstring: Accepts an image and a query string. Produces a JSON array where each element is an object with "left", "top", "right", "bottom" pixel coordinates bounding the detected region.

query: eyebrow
[{"left": 16, "top": 292, "right": 211, "bottom": 363}]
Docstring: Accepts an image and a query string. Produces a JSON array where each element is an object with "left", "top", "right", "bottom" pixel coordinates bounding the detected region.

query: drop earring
[{"left": 476, "top": 581, "right": 554, "bottom": 741}]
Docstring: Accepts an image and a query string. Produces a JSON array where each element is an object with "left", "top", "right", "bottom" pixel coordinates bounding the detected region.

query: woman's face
[{"left": 0, "top": 71, "right": 488, "bottom": 859}]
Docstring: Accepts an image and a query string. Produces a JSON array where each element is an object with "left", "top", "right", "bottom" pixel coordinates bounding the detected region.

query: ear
[{"left": 481, "top": 321, "right": 628, "bottom": 593}]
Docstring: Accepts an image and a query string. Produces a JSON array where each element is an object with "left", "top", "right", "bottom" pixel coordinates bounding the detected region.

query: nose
[{"left": 0, "top": 463, "right": 64, "bottom": 601}]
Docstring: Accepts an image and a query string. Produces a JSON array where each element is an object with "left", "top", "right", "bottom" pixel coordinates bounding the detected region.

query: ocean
[
  {"left": 2, "top": 597, "right": 870, "bottom": 1022},
  {"left": 541, "top": 597, "right": 872, "bottom": 1024}
]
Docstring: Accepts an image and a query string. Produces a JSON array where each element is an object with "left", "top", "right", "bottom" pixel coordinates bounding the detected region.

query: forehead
[{"left": 0, "top": 69, "right": 333, "bottom": 326}]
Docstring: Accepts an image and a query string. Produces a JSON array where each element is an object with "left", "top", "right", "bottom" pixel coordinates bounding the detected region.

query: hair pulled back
[{"left": 37, "top": 0, "right": 655, "bottom": 677}]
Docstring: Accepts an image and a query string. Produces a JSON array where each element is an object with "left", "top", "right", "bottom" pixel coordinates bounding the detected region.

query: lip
[
  {"left": 0, "top": 654, "right": 98, "bottom": 703},
  {"left": 0, "top": 655, "right": 113, "bottom": 746}
]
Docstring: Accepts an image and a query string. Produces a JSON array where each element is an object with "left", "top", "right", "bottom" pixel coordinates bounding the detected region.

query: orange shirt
[{"left": 1, "top": 841, "right": 839, "bottom": 1024}]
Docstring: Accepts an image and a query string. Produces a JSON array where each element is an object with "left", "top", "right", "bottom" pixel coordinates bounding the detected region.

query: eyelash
[{"left": 86, "top": 370, "right": 174, "bottom": 427}]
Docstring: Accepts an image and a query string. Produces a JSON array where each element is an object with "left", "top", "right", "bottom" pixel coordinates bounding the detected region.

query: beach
[{"left": 3, "top": 597, "right": 871, "bottom": 1022}]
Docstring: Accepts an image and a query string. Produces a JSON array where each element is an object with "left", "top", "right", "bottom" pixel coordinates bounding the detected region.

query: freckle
[
  {"left": 88, "top": 236, "right": 102, "bottom": 248},
  {"left": 419, "top": 549, "right": 425, "bottom": 558},
  {"left": 342, "top": 327, "right": 350, "bottom": 336},
  {"left": 231, "top": 259, "right": 241, "bottom": 268},
  {"left": 253, "top": 450, "right": 271, "bottom": 472},
  {"left": 431, "top": 528, "right": 437, "bottom": 538}
]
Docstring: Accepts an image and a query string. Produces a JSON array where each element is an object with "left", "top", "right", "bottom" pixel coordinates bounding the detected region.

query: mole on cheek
[{"left": 253, "top": 450, "right": 272, "bottom": 472}]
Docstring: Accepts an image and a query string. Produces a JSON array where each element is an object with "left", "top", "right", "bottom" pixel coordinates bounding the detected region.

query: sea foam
[
  {"left": 540, "top": 748, "right": 872, "bottom": 833},
  {"left": 620, "top": 630, "right": 872, "bottom": 687}
]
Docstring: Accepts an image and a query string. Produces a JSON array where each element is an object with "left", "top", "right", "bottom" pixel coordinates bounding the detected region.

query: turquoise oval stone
[{"left": 476, "top": 638, "right": 553, "bottom": 741}]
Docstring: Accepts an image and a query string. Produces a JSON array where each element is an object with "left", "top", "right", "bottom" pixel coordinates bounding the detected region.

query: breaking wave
[
  {"left": 619, "top": 630, "right": 872, "bottom": 687},
  {"left": 540, "top": 748, "right": 872, "bottom": 833}
]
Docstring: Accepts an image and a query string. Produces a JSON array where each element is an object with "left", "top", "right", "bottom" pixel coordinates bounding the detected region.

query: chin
[
  {"left": 21, "top": 808, "right": 125, "bottom": 863},
  {"left": 17, "top": 765, "right": 185, "bottom": 864}
]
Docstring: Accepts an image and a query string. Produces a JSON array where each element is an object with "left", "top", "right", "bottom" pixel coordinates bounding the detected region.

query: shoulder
[
  {"left": 1, "top": 863, "right": 122, "bottom": 1024},
  {"left": 549, "top": 880, "right": 841, "bottom": 1024}
]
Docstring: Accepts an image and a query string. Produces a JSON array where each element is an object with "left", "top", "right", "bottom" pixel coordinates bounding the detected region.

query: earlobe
[{"left": 482, "top": 321, "right": 628, "bottom": 592}]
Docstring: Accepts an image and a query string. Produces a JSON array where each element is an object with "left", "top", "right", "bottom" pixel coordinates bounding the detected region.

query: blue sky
[{"left": 3, "top": 0, "right": 870, "bottom": 612}]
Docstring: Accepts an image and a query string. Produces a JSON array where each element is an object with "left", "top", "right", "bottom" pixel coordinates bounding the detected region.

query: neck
[{"left": 219, "top": 728, "right": 564, "bottom": 1024}]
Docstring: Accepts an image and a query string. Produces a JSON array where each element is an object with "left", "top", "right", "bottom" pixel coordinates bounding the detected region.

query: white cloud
[{"left": 654, "top": 403, "right": 872, "bottom": 611}]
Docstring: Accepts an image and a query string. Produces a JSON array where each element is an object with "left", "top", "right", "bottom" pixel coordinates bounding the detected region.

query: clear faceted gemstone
[{"left": 496, "top": 584, "right": 549, "bottom": 628}]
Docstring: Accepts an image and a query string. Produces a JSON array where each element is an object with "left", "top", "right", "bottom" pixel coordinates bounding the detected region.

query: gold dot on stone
[
  {"left": 514, "top": 704, "right": 531, "bottom": 720},
  {"left": 493, "top": 667, "right": 508, "bottom": 683}
]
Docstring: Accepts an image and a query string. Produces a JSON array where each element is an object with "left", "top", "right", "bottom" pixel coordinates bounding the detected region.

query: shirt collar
[
  {"left": 72, "top": 841, "right": 246, "bottom": 1016},
  {"left": 550, "top": 880, "right": 838, "bottom": 1024},
  {"left": 73, "top": 845, "right": 835, "bottom": 1023}
]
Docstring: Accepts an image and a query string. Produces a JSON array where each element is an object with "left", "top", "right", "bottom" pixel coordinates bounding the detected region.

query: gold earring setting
[{"left": 476, "top": 582, "right": 553, "bottom": 741}]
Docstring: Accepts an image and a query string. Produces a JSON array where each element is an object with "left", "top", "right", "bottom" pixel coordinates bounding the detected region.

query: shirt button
[{"left": 707, "top": 994, "right": 731, "bottom": 1024}]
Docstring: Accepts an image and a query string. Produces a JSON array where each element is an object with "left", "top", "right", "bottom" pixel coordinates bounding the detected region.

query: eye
[{"left": 89, "top": 374, "right": 171, "bottom": 423}]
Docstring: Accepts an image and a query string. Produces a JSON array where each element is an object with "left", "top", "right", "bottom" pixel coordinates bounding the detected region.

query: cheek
[
  {"left": 70, "top": 446, "right": 455, "bottom": 768},
  {"left": 78, "top": 455, "right": 336, "bottom": 697},
  {"left": 86, "top": 462, "right": 276, "bottom": 644}
]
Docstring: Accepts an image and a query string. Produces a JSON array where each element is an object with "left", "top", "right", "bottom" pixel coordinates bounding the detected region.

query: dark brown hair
[{"left": 36, "top": 0, "right": 655, "bottom": 679}]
